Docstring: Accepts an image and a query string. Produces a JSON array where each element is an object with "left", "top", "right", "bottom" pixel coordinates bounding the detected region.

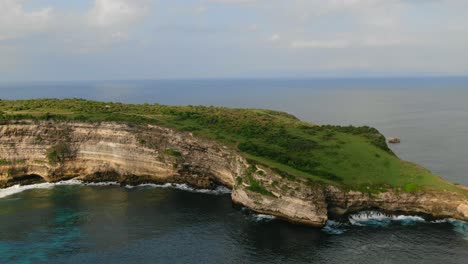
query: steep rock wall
[
  {"left": 0, "top": 120, "right": 328, "bottom": 226},
  {"left": 0, "top": 120, "right": 467, "bottom": 226}
]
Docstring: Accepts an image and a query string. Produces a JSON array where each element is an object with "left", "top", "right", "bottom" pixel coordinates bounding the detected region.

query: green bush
[
  {"left": 47, "top": 143, "right": 75, "bottom": 164},
  {"left": 165, "top": 149, "right": 182, "bottom": 157},
  {"left": 236, "top": 176, "right": 243, "bottom": 185},
  {"left": 246, "top": 175, "right": 274, "bottom": 197},
  {"left": 238, "top": 141, "right": 342, "bottom": 181}
]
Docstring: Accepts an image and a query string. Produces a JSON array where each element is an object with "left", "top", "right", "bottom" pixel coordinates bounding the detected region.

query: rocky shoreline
[{"left": 1, "top": 120, "right": 467, "bottom": 227}]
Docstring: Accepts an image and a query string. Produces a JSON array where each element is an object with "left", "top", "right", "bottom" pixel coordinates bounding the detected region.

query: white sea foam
[
  {"left": 0, "top": 179, "right": 231, "bottom": 199},
  {"left": 0, "top": 180, "right": 83, "bottom": 199},
  {"left": 125, "top": 183, "right": 231, "bottom": 195},
  {"left": 83, "top": 181, "right": 120, "bottom": 186},
  {"left": 239, "top": 207, "right": 276, "bottom": 223},
  {"left": 323, "top": 220, "right": 347, "bottom": 235},
  {"left": 392, "top": 215, "right": 426, "bottom": 222},
  {"left": 323, "top": 211, "right": 429, "bottom": 234},
  {"left": 348, "top": 211, "right": 425, "bottom": 227},
  {"left": 250, "top": 213, "right": 276, "bottom": 222}
]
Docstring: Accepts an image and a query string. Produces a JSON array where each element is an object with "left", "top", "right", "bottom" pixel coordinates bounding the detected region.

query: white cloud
[
  {"left": 79, "top": 0, "right": 150, "bottom": 52},
  {"left": 0, "top": 0, "right": 53, "bottom": 41},
  {"left": 269, "top": 33, "right": 281, "bottom": 42},
  {"left": 2, "top": 0, "right": 468, "bottom": 79},
  {"left": 0, "top": 0, "right": 150, "bottom": 51},
  {"left": 88, "top": 0, "right": 149, "bottom": 28}
]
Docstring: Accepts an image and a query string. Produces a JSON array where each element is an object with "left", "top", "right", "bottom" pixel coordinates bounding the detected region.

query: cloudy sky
[{"left": 1, "top": 0, "right": 468, "bottom": 81}]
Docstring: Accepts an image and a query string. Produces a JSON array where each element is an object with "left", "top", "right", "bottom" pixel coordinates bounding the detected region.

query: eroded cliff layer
[{"left": 0, "top": 120, "right": 467, "bottom": 226}]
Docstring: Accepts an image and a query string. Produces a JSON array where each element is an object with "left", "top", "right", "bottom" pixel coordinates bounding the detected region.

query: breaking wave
[
  {"left": 125, "top": 183, "right": 231, "bottom": 195},
  {"left": 322, "top": 210, "right": 468, "bottom": 238},
  {"left": 349, "top": 211, "right": 425, "bottom": 227},
  {"left": 0, "top": 180, "right": 230, "bottom": 199},
  {"left": 0, "top": 180, "right": 83, "bottom": 199},
  {"left": 250, "top": 213, "right": 276, "bottom": 222},
  {"left": 239, "top": 207, "right": 276, "bottom": 223},
  {"left": 83, "top": 182, "right": 120, "bottom": 186}
]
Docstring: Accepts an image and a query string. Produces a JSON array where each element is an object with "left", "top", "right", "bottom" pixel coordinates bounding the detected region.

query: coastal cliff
[{"left": 1, "top": 120, "right": 467, "bottom": 227}]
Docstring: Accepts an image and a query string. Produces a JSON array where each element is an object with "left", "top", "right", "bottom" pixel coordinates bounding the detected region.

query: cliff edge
[{"left": 1, "top": 120, "right": 467, "bottom": 226}]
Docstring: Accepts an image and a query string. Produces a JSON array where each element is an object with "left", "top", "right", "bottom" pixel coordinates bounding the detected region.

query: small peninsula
[{"left": 0, "top": 99, "right": 467, "bottom": 226}]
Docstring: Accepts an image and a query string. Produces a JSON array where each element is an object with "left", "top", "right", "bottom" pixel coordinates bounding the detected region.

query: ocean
[{"left": 1, "top": 78, "right": 467, "bottom": 263}]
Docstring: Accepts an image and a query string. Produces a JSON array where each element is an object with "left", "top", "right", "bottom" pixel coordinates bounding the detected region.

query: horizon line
[{"left": 2, "top": 75, "right": 468, "bottom": 84}]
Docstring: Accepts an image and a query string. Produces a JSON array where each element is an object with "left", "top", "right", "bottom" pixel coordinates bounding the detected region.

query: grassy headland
[{"left": 0, "top": 98, "right": 460, "bottom": 194}]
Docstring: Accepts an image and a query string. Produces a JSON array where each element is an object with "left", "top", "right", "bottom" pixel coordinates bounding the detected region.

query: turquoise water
[
  {"left": 0, "top": 184, "right": 467, "bottom": 264},
  {"left": 1, "top": 78, "right": 468, "bottom": 263}
]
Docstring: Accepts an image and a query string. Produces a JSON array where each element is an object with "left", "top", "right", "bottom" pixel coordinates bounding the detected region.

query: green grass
[
  {"left": 246, "top": 172, "right": 274, "bottom": 197},
  {"left": 164, "top": 149, "right": 182, "bottom": 157},
  {"left": 0, "top": 98, "right": 463, "bottom": 194}
]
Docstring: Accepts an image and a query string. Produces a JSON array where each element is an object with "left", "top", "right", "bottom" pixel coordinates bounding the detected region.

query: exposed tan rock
[
  {"left": 232, "top": 186, "right": 328, "bottom": 226},
  {"left": 458, "top": 203, "right": 468, "bottom": 218},
  {"left": 0, "top": 120, "right": 467, "bottom": 227},
  {"left": 0, "top": 121, "right": 238, "bottom": 187},
  {"left": 326, "top": 186, "right": 468, "bottom": 221}
]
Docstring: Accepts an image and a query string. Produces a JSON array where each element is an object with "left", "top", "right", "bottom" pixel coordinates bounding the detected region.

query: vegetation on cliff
[
  {"left": 46, "top": 142, "right": 76, "bottom": 164},
  {"left": 0, "top": 98, "right": 460, "bottom": 193}
]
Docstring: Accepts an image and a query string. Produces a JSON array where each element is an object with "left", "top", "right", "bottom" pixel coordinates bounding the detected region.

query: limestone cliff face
[
  {"left": 232, "top": 183, "right": 328, "bottom": 226},
  {"left": 0, "top": 121, "right": 239, "bottom": 187},
  {"left": 0, "top": 120, "right": 327, "bottom": 226},
  {"left": 326, "top": 186, "right": 468, "bottom": 220},
  {"left": 0, "top": 120, "right": 467, "bottom": 226}
]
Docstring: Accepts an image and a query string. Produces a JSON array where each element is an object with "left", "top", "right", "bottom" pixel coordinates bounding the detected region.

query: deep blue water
[{"left": 1, "top": 78, "right": 468, "bottom": 263}]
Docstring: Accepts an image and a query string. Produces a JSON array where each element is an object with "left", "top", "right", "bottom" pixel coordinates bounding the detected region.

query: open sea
[{"left": 1, "top": 78, "right": 468, "bottom": 263}]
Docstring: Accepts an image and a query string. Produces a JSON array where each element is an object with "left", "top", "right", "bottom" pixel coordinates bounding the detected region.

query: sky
[{"left": 1, "top": 0, "right": 468, "bottom": 81}]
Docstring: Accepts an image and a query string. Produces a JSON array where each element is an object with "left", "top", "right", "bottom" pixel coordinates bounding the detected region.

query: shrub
[
  {"left": 238, "top": 141, "right": 338, "bottom": 180},
  {"left": 236, "top": 176, "right": 243, "bottom": 185},
  {"left": 404, "top": 183, "right": 420, "bottom": 193},
  {"left": 246, "top": 175, "right": 274, "bottom": 197},
  {"left": 47, "top": 142, "right": 75, "bottom": 164},
  {"left": 320, "top": 125, "right": 394, "bottom": 154},
  {"left": 165, "top": 149, "right": 182, "bottom": 157}
]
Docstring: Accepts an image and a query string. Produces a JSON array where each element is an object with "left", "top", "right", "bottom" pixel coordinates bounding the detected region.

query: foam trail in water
[{"left": 125, "top": 183, "right": 231, "bottom": 195}]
